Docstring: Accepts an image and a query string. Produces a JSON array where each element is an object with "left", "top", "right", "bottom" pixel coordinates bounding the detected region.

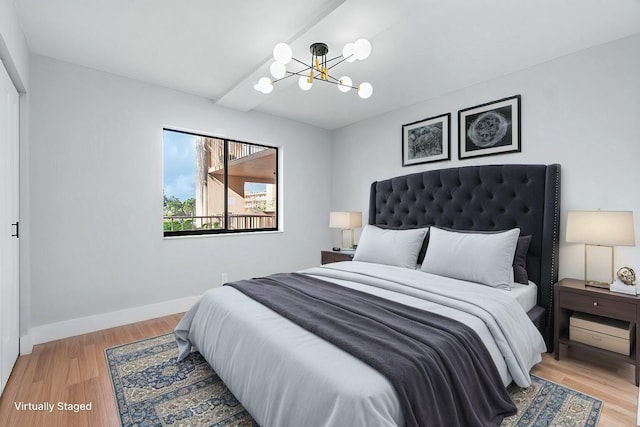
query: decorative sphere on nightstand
[{"left": 617, "top": 267, "right": 636, "bottom": 285}]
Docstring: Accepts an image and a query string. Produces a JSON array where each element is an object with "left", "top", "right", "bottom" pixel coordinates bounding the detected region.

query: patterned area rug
[
  {"left": 105, "top": 334, "right": 602, "bottom": 427},
  {"left": 503, "top": 376, "right": 601, "bottom": 426}
]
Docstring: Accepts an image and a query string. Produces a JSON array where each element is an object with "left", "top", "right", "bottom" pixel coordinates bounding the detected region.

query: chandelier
[{"left": 254, "top": 39, "right": 373, "bottom": 99}]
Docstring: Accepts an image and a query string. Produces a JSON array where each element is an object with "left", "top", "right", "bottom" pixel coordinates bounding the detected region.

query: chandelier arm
[
  {"left": 273, "top": 68, "right": 311, "bottom": 84},
  {"left": 291, "top": 57, "right": 310, "bottom": 68},
  {"left": 326, "top": 55, "right": 351, "bottom": 70},
  {"left": 324, "top": 55, "right": 345, "bottom": 65},
  {"left": 289, "top": 69, "right": 311, "bottom": 76},
  {"left": 272, "top": 68, "right": 315, "bottom": 85},
  {"left": 271, "top": 73, "right": 298, "bottom": 84},
  {"left": 289, "top": 65, "right": 313, "bottom": 74},
  {"left": 325, "top": 69, "right": 357, "bottom": 85},
  {"left": 271, "top": 73, "right": 358, "bottom": 90},
  {"left": 287, "top": 70, "right": 313, "bottom": 79},
  {"left": 314, "top": 78, "right": 359, "bottom": 90},
  {"left": 324, "top": 73, "right": 342, "bottom": 84}
]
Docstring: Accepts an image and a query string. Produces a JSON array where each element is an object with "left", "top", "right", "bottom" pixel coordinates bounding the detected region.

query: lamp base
[{"left": 584, "top": 280, "right": 611, "bottom": 290}]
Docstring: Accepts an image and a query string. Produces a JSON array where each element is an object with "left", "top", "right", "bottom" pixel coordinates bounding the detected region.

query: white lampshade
[
  {"left": 358, "top": 82, "right": 373, "bottom": 99},
  {"left": 338, "top": 76, "right": 352, "bottom": 92},
  {"left": 273, "top": 43, "right": 293, "bottom": 64},
  {"left": 566, "top": 210, "right": 635, "bottom": 246},
  {"left": 353, "top": 38, "right": 371, "bottom": 60},
  {"left": 270, "top": 61, "right": 286, "bottom": 79},
  {"left": 342, "top": 42, "right": 357, "bottom": 63},
  {"left": 329, "top": 211, "right": 362, "bottom": 229},
  {"left": 298, "top": 76, "right": 313, "bottom": 91}
]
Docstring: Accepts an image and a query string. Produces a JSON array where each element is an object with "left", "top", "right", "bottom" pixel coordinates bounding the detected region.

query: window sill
[{"left": 163, "top": 229, "right": 283, "bottom": 240}]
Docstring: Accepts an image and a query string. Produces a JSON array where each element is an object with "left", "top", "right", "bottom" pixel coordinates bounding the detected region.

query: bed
[{"left": 175, "top": 163, "right": 561, "bottom": 427}]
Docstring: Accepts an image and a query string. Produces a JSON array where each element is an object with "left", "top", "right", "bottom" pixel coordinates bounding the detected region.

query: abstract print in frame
[
  {"left": 458, "top": 95, "right": 521, "bottom": 159},
  {"left": 402, "top": 113, "right": 450, "bottom": 166}
]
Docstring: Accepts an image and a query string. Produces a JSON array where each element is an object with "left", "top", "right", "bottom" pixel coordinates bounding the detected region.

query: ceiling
[{"left": 14, "top": 0, "right": 640, "bottom": 130}]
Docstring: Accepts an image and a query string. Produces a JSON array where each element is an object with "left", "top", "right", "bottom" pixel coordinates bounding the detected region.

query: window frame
[{"left": 163, "top": 128, "right": 279, "bottom": 237}]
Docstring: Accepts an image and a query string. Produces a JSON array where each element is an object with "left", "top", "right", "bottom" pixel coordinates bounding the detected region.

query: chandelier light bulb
[
  {"left": 255, "top": 77, "right": 273, "bottom": 94},
  {"left": 342, "top": 42, "right": 357, "bottom": 63},
  {"left": 354, "top": 38, "right": 372, "bottom": 60},
  {"left": 270, "top": 61, "right": 286, "bottom": 79},
  {"left": 338, "top": 76, "right": 352, "bottom": 92},
  {"left": 262, "top": 84, "right": 273, "bottom": 94},
  {"left": 358, "top": 82, "right": 373, "bottom": 99},
  {"left": 273, "top": 43, "right": 293, "bottom": 64},
  {"left": 298, "top": 76, "right": 313, "bottom": 91}
]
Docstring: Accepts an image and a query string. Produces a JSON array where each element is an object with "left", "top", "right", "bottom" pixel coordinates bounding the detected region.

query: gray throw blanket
[{"left": 226, "top": 273, "right": 516, "bottom": 427}]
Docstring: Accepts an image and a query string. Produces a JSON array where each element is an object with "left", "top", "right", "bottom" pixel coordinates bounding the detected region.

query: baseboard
[
  {"left": 19, "top": 335, "right": 33, "bottom": 356},
  {"left": 19, "top": 295, "right": 201, "bottom": 355}
]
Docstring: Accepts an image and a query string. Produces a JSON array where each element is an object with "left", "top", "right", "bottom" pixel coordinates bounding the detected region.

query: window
[{"left": 163, "top": 129, "right": 278, "bottom": 236}]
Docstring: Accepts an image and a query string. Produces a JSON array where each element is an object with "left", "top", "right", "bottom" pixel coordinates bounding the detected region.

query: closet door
[{"left": 0, "top": 59, "right": 19, "bottom": 395}]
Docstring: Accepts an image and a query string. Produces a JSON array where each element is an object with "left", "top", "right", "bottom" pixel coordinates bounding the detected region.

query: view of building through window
[{"left": 163, "top": 129, "right": 278, "bottom": 236}]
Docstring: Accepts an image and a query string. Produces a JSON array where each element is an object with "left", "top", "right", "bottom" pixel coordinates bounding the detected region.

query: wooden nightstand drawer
[
  {"left": 321, "top": 251, "right": 354, "bottom": 265},
  {"left": 570, "top": 313, "right": 635, "bottom": 355},
  {"left": 560, "top": 292, "right": 636, "bottom": 322}
]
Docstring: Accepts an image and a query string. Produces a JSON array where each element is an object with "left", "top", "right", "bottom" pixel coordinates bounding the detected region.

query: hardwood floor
[
  {"left": 532, "top": 346, "right": 638, "bottom": 426},
  {"left": 0, "top": 314, "right": 183, "bottom": 427},
  {"left": 0, "top": 314, "right": 636, "bottom": 426}
]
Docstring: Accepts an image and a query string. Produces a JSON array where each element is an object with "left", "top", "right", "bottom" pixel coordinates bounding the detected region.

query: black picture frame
[
  {"left": 402, "top": 113, "right": 450, "bottom": 166},
  {"left": 458, "top": 95, "right": 521, "bottom": 160}
]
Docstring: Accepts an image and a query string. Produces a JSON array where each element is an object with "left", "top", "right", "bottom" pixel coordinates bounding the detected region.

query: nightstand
[
  {"left": 554, "top": 278, "right": 640, "bottom": 385},
  {"left": 321, "top": 250, "right": 354, "bottom": 265}
]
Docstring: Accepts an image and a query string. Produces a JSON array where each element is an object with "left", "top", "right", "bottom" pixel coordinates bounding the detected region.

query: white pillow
[
  {"left": 420, "top": 227, "right": 520, "bottom": 289},
  {"left": 353, "top": 225, "right": 428, "bottom": 269}
]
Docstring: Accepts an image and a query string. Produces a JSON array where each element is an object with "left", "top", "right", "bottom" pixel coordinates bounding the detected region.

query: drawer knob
[{"left": 593, "top": 302, "right": 598, "bottom": 307}]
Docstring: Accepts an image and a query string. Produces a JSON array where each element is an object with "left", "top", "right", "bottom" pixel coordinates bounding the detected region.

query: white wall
[
  {"left": 28, "top": 55, "right": 332, "bottom": 331},
  {"left": 331, "top": 34, "right": 640, "bottom": 281}
]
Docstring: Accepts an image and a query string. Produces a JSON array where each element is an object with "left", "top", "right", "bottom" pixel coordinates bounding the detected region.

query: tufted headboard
[{"left": 368, "top": 164, "right": 561, "bottom": 349}]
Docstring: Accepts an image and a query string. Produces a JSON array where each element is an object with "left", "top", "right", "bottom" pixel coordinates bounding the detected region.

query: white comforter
[{"left": 175, "top": 262, "right": 546, "bottom": 427}]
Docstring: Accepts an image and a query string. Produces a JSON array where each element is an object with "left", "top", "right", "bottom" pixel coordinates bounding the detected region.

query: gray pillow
[
  {"left": 354, "top": 225, "right": 428, "bottom": 269},
  {"left": 513, "top": 235, "right": 532, "bottom": 285},
  {"left": 420, "top": 227, "right": 520, "bottom": 289}
]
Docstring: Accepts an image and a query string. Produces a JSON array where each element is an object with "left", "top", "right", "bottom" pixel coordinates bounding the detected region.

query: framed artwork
[
  {"left": 458, "top": 95, "right": 521, "bottom": 160},
  {"left": 402, "top": 113, "right": 450, "bottom": 166}
]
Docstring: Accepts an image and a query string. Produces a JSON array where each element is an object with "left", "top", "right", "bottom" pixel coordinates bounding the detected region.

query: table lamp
[
  {"left": 566, "top": 210, "right": 635, "bottom": 288},
  {"left": 329, "top": 211, "right": 362, "bottom": 249}
]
